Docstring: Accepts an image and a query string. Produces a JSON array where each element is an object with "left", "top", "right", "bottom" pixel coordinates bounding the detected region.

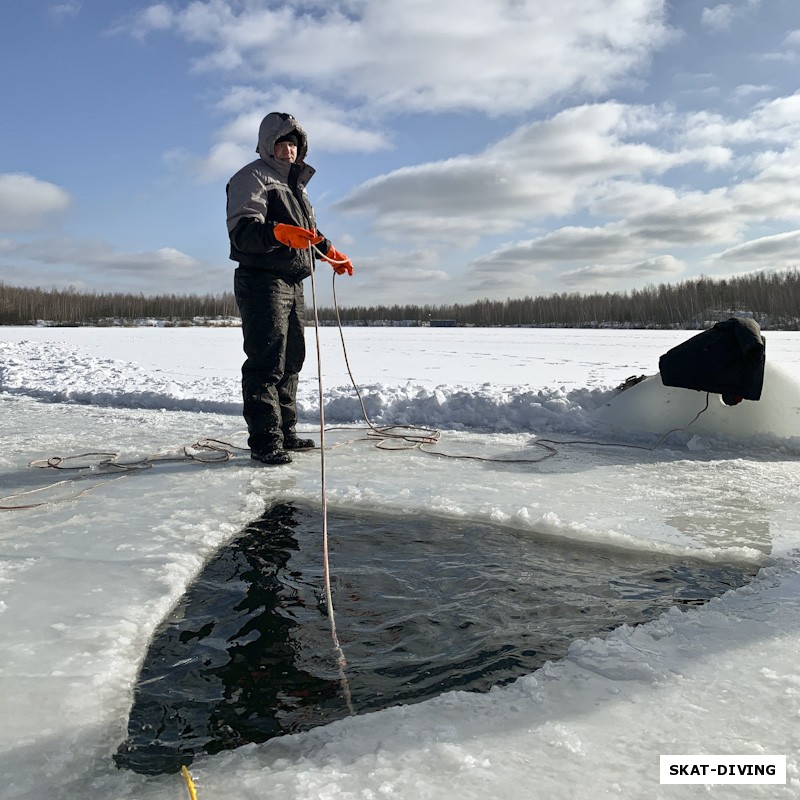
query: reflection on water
[{"left": 115, "top": 501, "right": 758, "bottom": 775}]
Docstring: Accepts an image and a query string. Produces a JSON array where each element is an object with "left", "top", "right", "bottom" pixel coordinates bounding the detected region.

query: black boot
[
  {"left": 250, "top": 449, "right": 292, "bottom": 465},
  {"left": 283, "top": 435, "right": 315, "bottom": 450}
]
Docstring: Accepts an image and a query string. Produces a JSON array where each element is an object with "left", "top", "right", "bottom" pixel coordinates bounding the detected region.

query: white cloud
[
  {"left": 187, "top": 87, "right": 391, "bottom": 180},
  {"left": 732, "top": 83, "right": 773, "bottom": 100},
  {"left": 102, "top": 246, "right": 199, "bottom": 274},
  {"left": 124, "top": 0, "right": 674, "bottom": 190},
  {"left": 126, "top": 3, "right": 174, "bottom": 38},
  {"left": 321, "top": 247, "right": 451, "bottom": 306},
  {"left": 659, "top": 92, "right": 800, "bottom": 155},
  {"left": 472, "top": 227, "right": 635, "bottom": 274},
  {"left": 48, "top": 2, "right": 81, "bottom": 20},
  {"left": 701, "top": 4, "right": 736, "bottom": 31},
  {"left": 701, "top": 1, "right": 760, "bottom": 32},
  {"left": 711, "top": 229, "right": 800, "bottom": 265},
  {"left": 462, "top": 183, "right": 742, "bottom": 286},
  {"left": 0, "top": 236, "right": 212, "bottom": 293},
  {"left": 460, "top": 178, "right": 752, "bottom": 293},
  {"left": 0, "top": 173, "right": 71, "bottom": 231},
  {"left": 335, "top": 102, "right": 729, "bottom": 243},
  {"left": 626, "top": 189, "right": 740, "bottom": 245},
  {"left": 583, "top": 180, "right": 680, "bottom": 218},
  {"left": 192, "top": 141, "right": 254, "bottom": 183},
  {"left": 322, "top": 90, "right": 800, "bottom": 298},
  {"left": 335, "top": 157, "right": 524, "bottom": 242},
  {"left": 729, "top": 143, "right": 800, "bottom": 222},
  {"left": 215, "top": 88, "right": 389, "bottom": 153},
  {"left": 107, "top": 1, "right": 800, "bottom": 302},
  {"left": 561, "top": 255, "right": 685, "bottom": 286},
  {"left": 126, "top": 0, "right": 672, "bottom": 115}
]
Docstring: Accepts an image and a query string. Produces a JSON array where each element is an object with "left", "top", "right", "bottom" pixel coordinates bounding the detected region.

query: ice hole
[{"left": 116, "top": 501, "right": 758, "bottom": 775}]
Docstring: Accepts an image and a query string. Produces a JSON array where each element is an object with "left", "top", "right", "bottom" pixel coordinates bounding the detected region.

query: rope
[
  {"left": 319, "top": 246, "right": 710, "bottom": 458},
  {"left": 0, "top": 475, "right": 128, "bottom": 510},
  {"left": 1, "top": 438, "right": 247, "bottom": 511},
  {"left": 29, "top": 439, "right": 243, "bottom": 472},
  {"left": 534, "top": 392, "right": 711, "bottom": 453},
  {"left": 327, "top": 272, "right": 709, "bottom": 462},
  {"left": 308, "top": 244, "right": 355, "bottom": 716},
  {"left": 180, "top": 765, "right": 198, "bottom": 800},
  {"left": 328, "top": 272, "right": 559, "bottom": 463},
  {"left": 4, "top": 292, "right": 710, "bottom": 515}
]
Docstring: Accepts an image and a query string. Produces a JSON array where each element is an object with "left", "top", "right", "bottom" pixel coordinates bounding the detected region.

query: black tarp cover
[{"left": 658, "top": 317, "right": 766, "bottom": 405}]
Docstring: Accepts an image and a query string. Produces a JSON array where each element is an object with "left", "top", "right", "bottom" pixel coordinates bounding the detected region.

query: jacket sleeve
[
  {"left": 226, "top": 165, "right": 328, "bottom": 258},
  {"left": 226, "top": 169, "right": 283, "bottom": 255},
  {"left": 228, "top": 217, "right": 283, "bottom": 256},
  {"left": 229, "top": 219, "right": 330, "bottom": 257}
]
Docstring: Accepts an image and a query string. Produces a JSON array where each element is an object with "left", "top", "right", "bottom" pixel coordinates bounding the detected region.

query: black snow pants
[{"left": 233, "top": 266, "right": 306, "bottom": 453}]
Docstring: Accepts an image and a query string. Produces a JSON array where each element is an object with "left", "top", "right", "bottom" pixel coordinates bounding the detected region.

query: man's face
[{"left": 274, "top": 140, "right": 297, "bottom": 163}]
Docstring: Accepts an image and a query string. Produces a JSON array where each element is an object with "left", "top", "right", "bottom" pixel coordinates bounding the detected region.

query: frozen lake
[{"left": 1, "top": 325, "right": 800, "bottom": 799}]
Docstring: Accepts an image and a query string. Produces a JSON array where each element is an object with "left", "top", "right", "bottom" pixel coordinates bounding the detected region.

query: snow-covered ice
[{"left": 1, "top": 325, "right": 800, "bottom": 799}]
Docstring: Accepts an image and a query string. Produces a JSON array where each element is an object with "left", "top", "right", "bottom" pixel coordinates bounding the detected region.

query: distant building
[{"left": 429, "top": 319, "right": 457, "bottom": 327}]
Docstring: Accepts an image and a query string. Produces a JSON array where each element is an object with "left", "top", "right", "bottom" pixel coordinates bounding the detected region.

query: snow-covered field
[{"left": 2, "top": 325, "right": 800, "bottom": 799}]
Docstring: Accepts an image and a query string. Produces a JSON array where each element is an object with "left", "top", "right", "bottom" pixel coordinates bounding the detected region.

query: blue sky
[{"left": 2, "top": 0, "right": 800, "bottom": 308}]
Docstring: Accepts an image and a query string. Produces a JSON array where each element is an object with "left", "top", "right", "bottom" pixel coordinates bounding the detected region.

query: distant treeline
[
  {"left": 2, "top": 270, "right": 800, "bottom": 328},
  {"left": 325, "top": 271, "right": 800, "bottom": 329},
  {"left": 0, "top": 283, "right": 238, "bottom": 326}
]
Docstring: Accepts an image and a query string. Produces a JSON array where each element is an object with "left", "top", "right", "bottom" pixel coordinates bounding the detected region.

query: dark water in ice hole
[{"left": 115, "top": 501, "right": 759, "bottom": 775}]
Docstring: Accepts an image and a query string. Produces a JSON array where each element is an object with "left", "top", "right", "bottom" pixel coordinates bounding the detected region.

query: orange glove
[
  {"left": 273, "top": 223, "right": 323, "bottom": 249},
  {"left": 320, "top": 244, "right": 354, "bottom": 276}
]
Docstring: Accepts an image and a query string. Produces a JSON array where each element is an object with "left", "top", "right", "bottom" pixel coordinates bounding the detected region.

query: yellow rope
[{"left": 180, "top": 765, "right": 198, "bottom": 800}]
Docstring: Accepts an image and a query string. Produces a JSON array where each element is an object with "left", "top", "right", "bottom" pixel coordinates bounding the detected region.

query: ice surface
[
  {"left": 1, "top": 325, "right": 800, "bottom": 799},
  {"left": 596, "top": 361, "right": 800, "bottom": 441}
]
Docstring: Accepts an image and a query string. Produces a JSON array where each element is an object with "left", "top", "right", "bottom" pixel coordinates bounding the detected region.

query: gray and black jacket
[{"left": 226, "top": 112, "right": 330, "bottom": 282}]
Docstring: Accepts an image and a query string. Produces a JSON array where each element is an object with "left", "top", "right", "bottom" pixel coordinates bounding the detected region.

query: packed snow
[{"left": 1, "top": 324, "right": 800, "bottom": 799}]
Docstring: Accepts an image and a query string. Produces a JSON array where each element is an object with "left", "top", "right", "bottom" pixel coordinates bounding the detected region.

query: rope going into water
[{"left": 308, "top": 244, "right": 356, "bottom": 717}]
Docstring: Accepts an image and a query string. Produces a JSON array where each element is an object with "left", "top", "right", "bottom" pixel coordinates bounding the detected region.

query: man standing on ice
[{"left": 226, "top": 111, "right": 353, "bottom": 465}]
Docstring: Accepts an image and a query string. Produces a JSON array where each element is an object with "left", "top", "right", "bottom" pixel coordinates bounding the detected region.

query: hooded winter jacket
[{"left": 226, "top": 112, "right": 330, "bottom": 282}]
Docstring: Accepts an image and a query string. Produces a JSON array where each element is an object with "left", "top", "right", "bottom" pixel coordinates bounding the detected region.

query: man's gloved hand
[
  {"left": 273, "top": 223, "right": 324, "bottom": 249},
  {"left": 320, "top": 244, "right": 354, "bottom": 276}
]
